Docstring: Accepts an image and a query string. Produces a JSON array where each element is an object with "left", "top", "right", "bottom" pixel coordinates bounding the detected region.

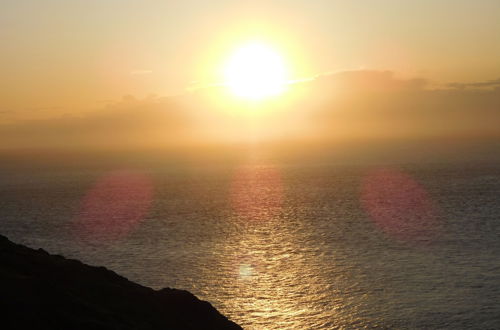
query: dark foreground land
[{"left": 0, "top": 234, "right": 241, "bottom": 329}]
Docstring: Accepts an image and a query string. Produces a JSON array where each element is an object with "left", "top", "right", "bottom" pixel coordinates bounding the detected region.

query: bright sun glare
[{"left": 224, "top": 42, "right": 288, "bottom": 101}]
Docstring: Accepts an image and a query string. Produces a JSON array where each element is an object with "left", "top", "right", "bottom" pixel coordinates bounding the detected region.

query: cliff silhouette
[{"left": 0, "top": 234, "right": 241, "bottom": 329}]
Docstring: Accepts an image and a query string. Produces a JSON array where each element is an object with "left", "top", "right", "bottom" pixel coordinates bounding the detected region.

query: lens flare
[
  {"left": 230, "top": 165, "right": 283, "bottom": 222},
  {"left": 74, "top": 170, "right": 153, "bottom": 243},
  {"left": 360, "top": 168, "right": 440, "bottom": 243}
]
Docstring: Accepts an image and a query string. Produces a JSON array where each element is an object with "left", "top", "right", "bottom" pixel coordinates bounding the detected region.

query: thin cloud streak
[{"left": 448, "top": 78, "right": 500, "bottom": 89}]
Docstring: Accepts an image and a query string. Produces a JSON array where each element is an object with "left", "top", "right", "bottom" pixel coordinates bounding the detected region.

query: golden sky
[
  {"left": 2, "top": 1, "right": 499, "bottom": 114},
  {"left": 0, "top": 0, "right": 499, "bottom": 154}
]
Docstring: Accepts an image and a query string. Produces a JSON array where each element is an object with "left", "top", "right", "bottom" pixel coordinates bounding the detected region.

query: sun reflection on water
[
  {"left": 203, "top": 164, "right": 348, "bottom": 329},
  {"left": 230, "top": 165, "right": 283, "bottom": 222}
]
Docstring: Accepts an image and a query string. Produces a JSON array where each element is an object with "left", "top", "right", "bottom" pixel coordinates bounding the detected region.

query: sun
[{"left": 223, "top": 42, "right": 288, "bottom": 101}]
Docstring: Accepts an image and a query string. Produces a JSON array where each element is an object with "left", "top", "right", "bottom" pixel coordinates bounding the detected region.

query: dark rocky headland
[{"left": 0, "top": 234, "right": 242, "bottom": 329}]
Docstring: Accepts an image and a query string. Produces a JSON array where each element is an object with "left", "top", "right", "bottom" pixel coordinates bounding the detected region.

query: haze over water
[{"left": 1, "top": 158, "right": 499, "bottom": 329}]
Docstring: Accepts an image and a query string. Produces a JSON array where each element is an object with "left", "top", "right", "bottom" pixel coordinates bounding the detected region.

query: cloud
[
  {"left": 303, "top": 71, "right": 500, "bottom": 141},
  {"left": 0, "top": 95, "right": 194, "bottom": 150},
  {"left": 0, "top": 70, "right": 498, "bottom": 155},
  {"left": 448, "top": 78, "right": 500, "bottom": 90},
  {"left": 307, "top": 70, "right": 428, "bottom": 92}
]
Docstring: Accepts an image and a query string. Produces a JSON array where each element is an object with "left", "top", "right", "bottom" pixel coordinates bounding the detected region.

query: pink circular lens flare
[
  {"left": 230, "top": 165, "right": 283, "bottom": 222},
  {"left": 75, "top": 170, "right": 153, "bottom": 243},
  {"left": 360, "top": 168, "right": 440, "bottom": 242}
]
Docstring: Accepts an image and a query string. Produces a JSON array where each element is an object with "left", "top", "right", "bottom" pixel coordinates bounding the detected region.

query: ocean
[{"left": 1, "top": 161, "right": 499, "bottom": 329}]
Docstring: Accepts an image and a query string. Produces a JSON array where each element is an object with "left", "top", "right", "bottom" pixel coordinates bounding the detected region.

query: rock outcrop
[{"left": 0, "top": 235, "right": 241, "bottom": 329}]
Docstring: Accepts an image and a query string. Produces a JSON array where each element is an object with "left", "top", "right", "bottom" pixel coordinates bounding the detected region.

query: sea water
[{"left": 1, "top": 162, "right": 499, "bottom": 329}]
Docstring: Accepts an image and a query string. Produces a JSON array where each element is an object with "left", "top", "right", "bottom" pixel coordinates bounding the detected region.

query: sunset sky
[{"left": 1, "top": 0, "right": 499, "bottom": 155}]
